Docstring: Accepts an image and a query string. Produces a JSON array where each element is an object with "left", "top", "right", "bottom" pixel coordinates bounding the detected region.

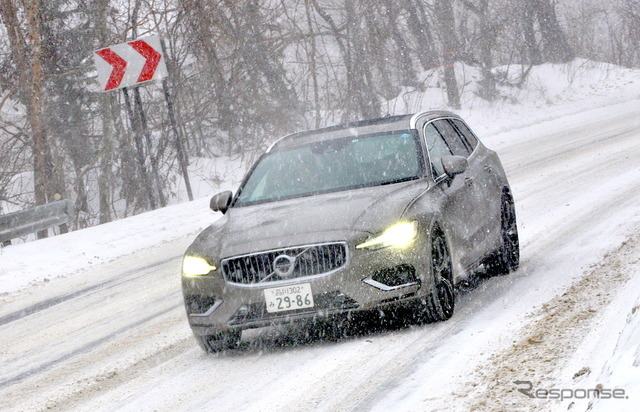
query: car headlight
[
  {"left": 356, "top": 221, "right": 418, "bottom": 250},
  {"left": 182, "top": 255, "right": 216, "bottom": 277}
]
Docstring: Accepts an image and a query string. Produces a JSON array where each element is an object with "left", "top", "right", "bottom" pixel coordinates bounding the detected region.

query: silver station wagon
[{"left": 181, "top": 111, "right": 519, "bottom": 352}]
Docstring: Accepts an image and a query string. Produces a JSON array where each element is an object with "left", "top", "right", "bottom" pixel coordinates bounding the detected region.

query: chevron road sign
[
  {"left": 92, "top": 34, "right": 193, "bottom": 202},
  {"left": 93, "top": 34, "right": 168, "bottom": 92}
]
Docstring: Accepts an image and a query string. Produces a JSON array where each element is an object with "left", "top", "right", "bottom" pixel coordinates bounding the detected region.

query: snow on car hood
[{"left": 192, "top": 180, "right": 428, "bottom": 258}]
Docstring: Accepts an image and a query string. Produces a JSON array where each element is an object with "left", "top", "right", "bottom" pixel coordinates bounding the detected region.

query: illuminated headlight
[
  {"left": 182, "top": 255, "right": 216, "bottom": 277},
  {"left": 356, "top": 221, "right": 418, "bottom": 250}
]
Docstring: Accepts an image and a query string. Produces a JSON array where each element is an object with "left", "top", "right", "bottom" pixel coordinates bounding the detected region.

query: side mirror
[
  {"left": 210, "top": 191, "right": 233, "bottom": 214},
  {"left": 441, "top": 155, "right": 468, "bottom": 178}
]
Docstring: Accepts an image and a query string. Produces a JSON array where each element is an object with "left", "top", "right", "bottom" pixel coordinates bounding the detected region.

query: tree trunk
[
  {"left": 304, "top": 0, "right": 322, "bottom": 128},
  {"left": 347, "top": 1, "right": 380, "bottom": 119},
  {"left": 383, "top": 0, "right": 419, "bottom": 89},
  {"left": 25, "top": 0, "right": 52, "bottom": 237},
  {"left": 535, "top": 0, "right": 574, "bottom": 63},
  {"left": 403, "top": 0, "right": 439, "bottom": 71},
  {"left": 434, "top": 0, "right": 461, "bottom": 109},
  {"left": 462, "top": 0, "right": 497, "bottom": 101},
  {"left": 311, "top": 0, "right": 357, "bottom": 120},
  {"left": 240, "top": 0, "right": 305, "bottom": 128},
  {"left": 182, "top": 1, "right": 235, "bottom": 132},
  {"left": 363, "top": 2, "right": 395, "bottom": 100},
  {"left": 1, "top": 0, "right": 63, "bottom": 227},
  {"left": 522, "top": 0, "right": 542, "bottom": 65},
  {"left": 95, "top": 0, "right": 113, "bottom": 224}
]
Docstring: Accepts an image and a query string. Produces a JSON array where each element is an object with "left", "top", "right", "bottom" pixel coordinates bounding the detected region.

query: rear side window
[
  {"left": 450, "top": 119, "right": 479, "bottom": 152},
  {"left": 433, "top": 119, "right": 471, "bottom": 157},
  {"left": 423, "top": 123, "right": 453, "bottom": 178}
]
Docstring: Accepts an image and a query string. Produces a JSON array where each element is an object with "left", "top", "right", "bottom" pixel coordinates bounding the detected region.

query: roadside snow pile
[
  {"left": 563, "top": 295, "right": 640, "bottom": 412},
  {"left": 591, "top": 298, "right": 640, "bottom": 411},
  {"left": 575, "top": 288, "right": 640, "bottom": 412},
  {"left": 549, "top": 231, "right": 640, "bottom": 412}
]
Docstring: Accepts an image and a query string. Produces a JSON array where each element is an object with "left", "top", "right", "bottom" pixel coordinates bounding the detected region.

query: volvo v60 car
[{"left": 181, "top": 110, "right": 519, "bottom": 352}]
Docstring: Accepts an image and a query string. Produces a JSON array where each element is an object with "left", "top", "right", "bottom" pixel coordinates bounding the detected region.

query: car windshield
[{"left": 235, "top": 130, "right": 423, "bottom": 206}]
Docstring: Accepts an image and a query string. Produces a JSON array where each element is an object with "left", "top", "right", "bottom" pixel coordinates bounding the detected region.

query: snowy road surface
[{"left": 1, "top": 100, "right": 640, "bottom": 411}]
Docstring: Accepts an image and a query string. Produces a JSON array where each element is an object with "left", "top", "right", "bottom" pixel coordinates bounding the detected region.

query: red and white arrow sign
[{"left": 93, "top": 35, "right": 168, "bottom": 92}]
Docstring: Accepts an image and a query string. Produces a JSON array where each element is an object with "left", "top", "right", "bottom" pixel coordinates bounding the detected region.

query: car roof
[{"left": 268, "top": 110, "right": 460, "bottom": 152}]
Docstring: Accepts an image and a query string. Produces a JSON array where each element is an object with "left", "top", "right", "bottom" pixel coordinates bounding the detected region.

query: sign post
[
  {"left": 121, "top": 87, "right": 156, "bottom": 209},
  {"left": 93, "top": 34, "right": 193, "bottom": 203}
]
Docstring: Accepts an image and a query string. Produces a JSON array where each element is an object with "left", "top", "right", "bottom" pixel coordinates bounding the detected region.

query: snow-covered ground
[{"left": 1, "top": 60, "right": 639, "bottom": 411}]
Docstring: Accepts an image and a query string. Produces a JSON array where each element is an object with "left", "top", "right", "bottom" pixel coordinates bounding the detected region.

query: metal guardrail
[{"left": 0, "top": 199, "right": 74, "bottom": 245}]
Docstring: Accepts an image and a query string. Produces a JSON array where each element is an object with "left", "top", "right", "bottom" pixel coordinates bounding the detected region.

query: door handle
[
  {"left": 465, "top": 177, "right": 474, "bottom": 186},
  {"left": 483, "top": 165, "right": 493, "bottom": 173}
]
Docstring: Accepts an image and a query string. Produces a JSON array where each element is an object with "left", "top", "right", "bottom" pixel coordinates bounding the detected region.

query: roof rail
[
  {"left": 409, "top": 109, "right": 459, "bottom": 129},
  {"left": 266, "top": 133, "right": 296, "bottom": 153}
]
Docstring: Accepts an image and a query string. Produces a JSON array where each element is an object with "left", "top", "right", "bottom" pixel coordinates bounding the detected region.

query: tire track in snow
[
  {"left": 0, "top": 299, "right": 180, "bottom": 390},
  {"left": 0, "top": 255, "right": 179, "bottom": 327}
]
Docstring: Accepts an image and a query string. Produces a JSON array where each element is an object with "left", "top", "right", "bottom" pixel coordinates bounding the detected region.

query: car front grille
[{"left": 222, "top": 242, "right": 348, "bottom": 284}]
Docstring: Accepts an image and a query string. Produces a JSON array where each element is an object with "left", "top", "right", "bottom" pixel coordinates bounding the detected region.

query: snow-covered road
[{"left": 1, "top": 101, "right": 639, "bottom": 411}]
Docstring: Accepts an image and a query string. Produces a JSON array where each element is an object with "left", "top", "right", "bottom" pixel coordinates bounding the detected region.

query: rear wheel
[
  {"left": 486, "top": 191, "right": 519, "bottom": 276},
  {"left": 421, "top": 230, "right": 455, "bottom": 322},
  {"left": 194, "top": 330, "right": 241, "bottom": 353}
]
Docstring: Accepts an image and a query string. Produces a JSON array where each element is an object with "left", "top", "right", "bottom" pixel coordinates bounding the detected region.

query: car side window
[
  {"left": 433, "top": 119, "right": 471, "bottom": 157},
  {"left": 450, "top": 119, "right": 478, "bottom": 152},
  {"left": 423, "top": 123, "right": 453, "bottom": 179}
]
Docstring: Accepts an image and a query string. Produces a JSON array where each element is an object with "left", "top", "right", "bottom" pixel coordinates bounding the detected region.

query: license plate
[{"left": 264, "top": 283, "right": 314, "bottom": 313}]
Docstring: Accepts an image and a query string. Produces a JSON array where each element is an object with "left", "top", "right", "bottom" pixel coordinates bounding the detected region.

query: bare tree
[
  {"left": 433, "top": 0, "right": 461, "bottom": 109},
  {"left": 1, "top": 0, "right": 65, "bottom": 237},
  {"left": 617, "top": 0, "right": 640, "bottom": 66},
  {"left": 520, "top": 0, "right": 573, "bottom": 64},
  {"left": 521, "top": 0, "right": 542, "bottom": 65},
  {"left": 402, "top": 0, "right": 439, "bottom": 71}
]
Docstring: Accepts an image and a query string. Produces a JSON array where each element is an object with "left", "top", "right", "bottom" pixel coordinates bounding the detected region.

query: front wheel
[
  {"left": 421, "top": 230, "right": 455, "bottom": 323},
  {"left": 193, "top": 330, "right": 241, "bottom": 353}
]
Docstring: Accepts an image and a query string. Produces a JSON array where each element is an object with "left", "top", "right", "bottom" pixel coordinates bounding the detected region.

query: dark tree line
[{"left": 0, "top": 0, "right": 635, "bottom": 232}]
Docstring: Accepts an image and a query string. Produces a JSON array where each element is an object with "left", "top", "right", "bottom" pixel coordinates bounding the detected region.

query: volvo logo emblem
[{"left": 273, "top": 254, "right": 296, "bottom": 277}]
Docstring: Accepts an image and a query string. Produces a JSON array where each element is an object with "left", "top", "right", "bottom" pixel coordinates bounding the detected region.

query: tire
[
  {"left": 193, "top": 330, "right": 241, "bottom": 353},
  {"left": 421, "top": 229, "right": 455, "bottom": 323},
  {"left": 486, "top": 191, "right": 520, "bottom": 276}
]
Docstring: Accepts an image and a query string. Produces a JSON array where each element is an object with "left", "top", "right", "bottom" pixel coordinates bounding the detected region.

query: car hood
[{"left": 191, "top": 180, "right": 428, "bottom": 258}]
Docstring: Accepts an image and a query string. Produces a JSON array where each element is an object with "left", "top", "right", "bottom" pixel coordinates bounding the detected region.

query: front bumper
[{"left": 182, "top": 238, "right": 431, "bottom": 336}]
